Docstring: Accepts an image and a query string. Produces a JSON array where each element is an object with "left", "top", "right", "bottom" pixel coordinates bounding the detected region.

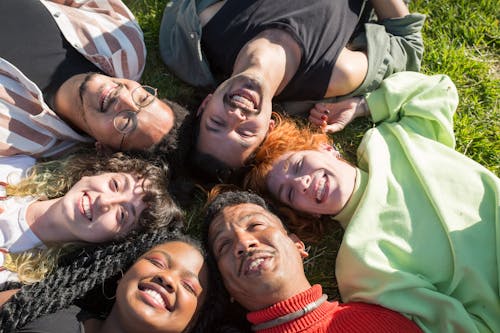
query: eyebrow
[
  {"left": 210, "top": 211, "right": 268, "bottom": 245},
  {"left": 204, "top": 122, "right": 252, "bottom": 149}
]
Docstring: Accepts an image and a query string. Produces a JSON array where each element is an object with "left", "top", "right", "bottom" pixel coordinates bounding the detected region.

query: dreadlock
[{"left": 0, "top": 226, "right": 185, "bottom": 332}]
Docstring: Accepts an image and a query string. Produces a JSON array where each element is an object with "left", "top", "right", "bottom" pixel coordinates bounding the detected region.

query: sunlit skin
[
  {"left": 266, "top": 146, "right": 357, "bottom": 216},
  {"left": 26, "top": 172, "right": 148, "bottom": 243},
  {"left": 208, "top": 203, "right": 310, "bottom": 311},
  {"left": 197, "top": 73, "right": 275, "bottom": 168},
  {"left": 88, "top": 241, "right": 209, "bottom": 333},
  {"left": 54, "top": 73, "right": 175, "bottom": 151}
]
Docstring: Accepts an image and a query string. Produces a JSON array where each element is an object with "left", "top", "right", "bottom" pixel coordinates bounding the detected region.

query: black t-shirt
[
  {"left": 201, "top": 0, "right": 363, "bottom": 100},
  {"left": 16, "top": 305, "right": 95, "bottom": 333},
  {"left": 0, "top": 0, "right": 102, "bottom": 109}
]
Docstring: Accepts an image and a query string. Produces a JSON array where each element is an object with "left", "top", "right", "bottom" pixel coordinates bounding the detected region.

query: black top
[
  {"left": 0, "top": 0, "right": 102, "bottom": 109},
  {"left": 16, "top": 305, "right": 95, "bottom": 333},
  {"left": 201, "top": 0, "right": 363, "bottom": 100}
]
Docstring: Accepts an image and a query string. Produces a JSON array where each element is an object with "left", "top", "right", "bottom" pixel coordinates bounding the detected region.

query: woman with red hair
[{"left": 244, "top": 72, "right": 500, "bottom": 333}]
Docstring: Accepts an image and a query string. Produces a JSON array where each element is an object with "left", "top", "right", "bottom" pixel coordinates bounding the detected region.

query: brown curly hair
[{"left": 243, "top": 115, "right": 334, "bottom": 242}]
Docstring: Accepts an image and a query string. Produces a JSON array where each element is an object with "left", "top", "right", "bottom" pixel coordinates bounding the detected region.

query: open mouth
[
  {"left": 240, "top": 253, "right": 273, "bottom": 276},
  {"left": 81, "top": 192, "right": 92, "bottom": 221},
  {"left": 139, "top": 283, "right": 172, "bottom": 311},
  {"left": 315, "top": 174, "right": 329, "bottom": 204},
  {"left": 227, "top": 88, "right": 259, "bottom": 113}
]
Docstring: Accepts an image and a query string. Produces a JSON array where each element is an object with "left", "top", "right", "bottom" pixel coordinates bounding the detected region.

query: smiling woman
[
  {"left": 0, "top": 231, "right": 217, "bottom": 333},
  {"left": 0, "top": 151, "right": 183, "bottom": 286}
]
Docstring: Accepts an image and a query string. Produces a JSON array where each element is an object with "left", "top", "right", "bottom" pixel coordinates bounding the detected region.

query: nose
[
  {"left": 95, "top": 193, "right": 124, "bottom": 213},
  {"left": 114, "top": 85, "right": 137, "bottom": 113},
  {"left": 233, "top": 231, "right": 259, "bottom": 257},
  {"left": 153, "top": 273, "right": 177, "bottom": 294},
  {"left": 293, "top": 174, "right": 311, "bottom": 193},
  {"left": 227, "top": 108, "right": 246, "bottom": 126}
]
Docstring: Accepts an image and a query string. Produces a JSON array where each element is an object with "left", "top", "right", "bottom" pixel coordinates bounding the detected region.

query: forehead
[
  {"left": 209, "top": 203, "right": 283, "bottom": 235},
  {"left": 266, "top": 152, "right": 294, "bottom": 190}
]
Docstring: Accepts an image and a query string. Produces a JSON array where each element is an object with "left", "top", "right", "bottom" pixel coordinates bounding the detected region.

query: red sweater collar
[{"left": 246, "top": 285, "right": 335, "bottom": 332}]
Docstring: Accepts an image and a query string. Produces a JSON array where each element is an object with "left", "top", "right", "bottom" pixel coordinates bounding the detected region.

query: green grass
[{"left": 125, "top": 0, "right": 499, "bottom": 301}]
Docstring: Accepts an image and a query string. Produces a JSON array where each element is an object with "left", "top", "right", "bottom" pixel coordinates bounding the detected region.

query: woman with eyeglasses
[
  {"left": 0, "top": 151, "right": 183, "bottom": 286},
  {"left": 0, "top": 230, "right": 221, "bottom": 333},
  {"left": 244, "top": 72, "right": 500, "bottom": 333}
]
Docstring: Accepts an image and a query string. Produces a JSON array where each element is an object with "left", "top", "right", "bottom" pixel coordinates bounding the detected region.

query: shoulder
[
  {"left": 330, "top": 302, "right": 422, "bottom": 333},
  {"left": 16, "top": 305, "right": 88, "bottom": 333}
]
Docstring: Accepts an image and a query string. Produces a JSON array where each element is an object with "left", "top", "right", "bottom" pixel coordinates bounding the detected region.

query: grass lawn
[{"left": 126, "top": 0, "right": 499, "bottom": 301}]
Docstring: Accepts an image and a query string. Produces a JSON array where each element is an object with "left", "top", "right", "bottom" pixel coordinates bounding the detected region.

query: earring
[
  {"left": 230, "top": 296, "right": 235, "bottom": 303},
  {"left": 102, "top": 282, "right": 116, "bottom": 300}
]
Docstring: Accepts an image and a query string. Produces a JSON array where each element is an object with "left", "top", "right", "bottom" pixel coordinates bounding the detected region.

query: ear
[
  {"left": 197, "top": 94, "right": 213, "bottom": 116},
  {"left": 95, "top": 141, "right": 115, "bottom": 154},
  {"left": 268, "top": 118, "right": 276, "bottom": 131},
  {"left": 319, "top": 143, "right": 341, "bottom": 159},
  {"left": 289, "top": 233, "right": 309, "bottom": 259}
]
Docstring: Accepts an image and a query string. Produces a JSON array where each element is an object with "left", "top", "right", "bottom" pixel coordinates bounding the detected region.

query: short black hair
[
  {"left": 150, "top": 99, "right": 190, "bottom": 156},
  {"left": 202, "top": 190, "right": 285, "bottom": 247}
]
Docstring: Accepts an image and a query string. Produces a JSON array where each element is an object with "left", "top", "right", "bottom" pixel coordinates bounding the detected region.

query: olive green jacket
[{"left": 159, "top": 0, "right": 425, "bottom": 115}]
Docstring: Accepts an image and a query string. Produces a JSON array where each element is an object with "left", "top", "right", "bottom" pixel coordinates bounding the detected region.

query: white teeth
[
  {"left": 144, "top": 288, "right": 166, "bottom": 308},
  {"left": 316, "top": 177, "right": 326, "bottom": 202},
  {"left": 82, "top": 194, "right": 92, "bottom": 220},
  {"left": 248, "top": 258, "right": 264, "bottom": 271},
  {"left": 231, "top": 94, "right": 255, "bottom": 109}
]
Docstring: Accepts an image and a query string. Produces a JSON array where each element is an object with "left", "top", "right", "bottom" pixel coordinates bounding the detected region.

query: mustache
[{"left": 237, "top": 249, "right": 275, "bottom": 276}]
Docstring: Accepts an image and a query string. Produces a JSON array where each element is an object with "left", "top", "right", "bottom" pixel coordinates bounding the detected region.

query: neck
[
  {"left": 233, "top": 29, "right": 301, "bottom": 96},
  {"left": 26, "top": 199, "right": 76, "bottom": 243},
  {"left": 248, "top": 285, "right": 328, "bottom": 332}
]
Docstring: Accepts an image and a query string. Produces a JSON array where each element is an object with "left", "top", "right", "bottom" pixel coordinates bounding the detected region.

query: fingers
[
  {"left": 323, "top": 123, "right": 344, "bottom": 134},
  {"left": 308, "top": 113, "right": 326, "bottom": 127}
]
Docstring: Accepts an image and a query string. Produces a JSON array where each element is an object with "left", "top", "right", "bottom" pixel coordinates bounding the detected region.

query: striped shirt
[{"left": 0, "top": 0, "right": 146, "bottom": 158}]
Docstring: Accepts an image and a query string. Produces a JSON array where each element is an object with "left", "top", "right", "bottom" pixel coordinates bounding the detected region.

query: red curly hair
[{"left": 243, "top": 114, "right": 335, "bottom": 242}]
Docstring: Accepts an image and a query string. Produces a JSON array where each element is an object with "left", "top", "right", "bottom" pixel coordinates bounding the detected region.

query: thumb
[{"left": 323, "top": 123, "right": 345, "bottom": 133}]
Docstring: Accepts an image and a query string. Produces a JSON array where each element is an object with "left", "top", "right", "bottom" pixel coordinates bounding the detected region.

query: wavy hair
[
  {"left": 3, "top": 152, "right": 184, "bottom": 283},
  {"left": 243, "top": 115, "right": 332, "bottom": 242},
  {"left": 0, "top": 229, "right": 223, "bottom": 333}
]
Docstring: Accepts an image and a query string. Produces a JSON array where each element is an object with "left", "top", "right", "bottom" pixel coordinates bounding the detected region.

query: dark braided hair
[{"left": 0, "top": 227, "right": 197, "bottom": 332}]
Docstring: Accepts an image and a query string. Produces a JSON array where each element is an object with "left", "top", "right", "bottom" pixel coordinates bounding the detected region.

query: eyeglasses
[{"left": 114, "top": 85, "right": 157, "bottom": 150}]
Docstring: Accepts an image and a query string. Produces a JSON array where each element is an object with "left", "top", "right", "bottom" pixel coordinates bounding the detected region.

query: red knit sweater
[{"left": 246, "top": 285, "right": 422, "bottom": 333}]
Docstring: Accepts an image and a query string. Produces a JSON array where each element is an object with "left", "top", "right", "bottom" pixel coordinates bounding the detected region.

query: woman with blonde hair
[
  {"left": 0, "top": 152, "right": 183, "bottom": 285},
  {"left": 244, "top": 72, "right": 500, "bottom": 333}
]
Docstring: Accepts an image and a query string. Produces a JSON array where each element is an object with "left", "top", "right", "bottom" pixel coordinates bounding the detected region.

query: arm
[
  {"left": 310, "top": 72, "right": 458, "bottom": 148},
  {"left": 347, "top": 5, "right": 426, "bottom": 96},
  {"left": 333, "top": 302, "right": 422, "bottom": 333},
  {"left": 370, "top": 0, "right": 409, "bottom": 20},
  {"left": 365, "top": 72, "right": 458, "bottom": 148}
]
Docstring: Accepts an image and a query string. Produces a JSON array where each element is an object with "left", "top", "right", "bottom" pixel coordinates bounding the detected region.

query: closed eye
[
  {"left": 295, "top": 156, "right": 303, "bottom": 174},
  {"left": 212, "top": 117, "right": 226, "bottom": 127},
  {"left": 147, "top": 257, "right": 166, "bottom": 269},
  {"left": 182, "top": 281, "right": 197, "bottom": 296}
]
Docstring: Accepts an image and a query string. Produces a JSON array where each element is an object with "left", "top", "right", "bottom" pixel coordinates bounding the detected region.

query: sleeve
[
  {"left": 348, "top": 13, "right": 426, "bottom": 95},
  {"left": 0, "top": 156, "right": 36, "bottom": 184},
  {"left": 364, "top": 72, "right": 459, "bottom": 148},
  {"left": 41, "top": 0, "right": 146, "bottom": 81},
  {"left": 16, "top": 306, "right": 84, "bottom": 333},
  {"left": 332, "top": 302, "right": 423, "bottom": 333}
]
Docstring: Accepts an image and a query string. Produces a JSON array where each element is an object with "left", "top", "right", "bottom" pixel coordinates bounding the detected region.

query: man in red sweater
[{"left": 203, "top": 190, "right": 423, "bottom": 332}]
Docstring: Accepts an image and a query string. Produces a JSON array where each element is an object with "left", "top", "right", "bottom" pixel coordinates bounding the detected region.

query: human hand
[{"left": 308, "top": 97, "right": 368, "bottom": 133}]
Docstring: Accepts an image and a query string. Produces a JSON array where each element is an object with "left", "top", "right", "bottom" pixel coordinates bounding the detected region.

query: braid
[{"left": 0, "top": 229, "right": 183, "bottom": 332}]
